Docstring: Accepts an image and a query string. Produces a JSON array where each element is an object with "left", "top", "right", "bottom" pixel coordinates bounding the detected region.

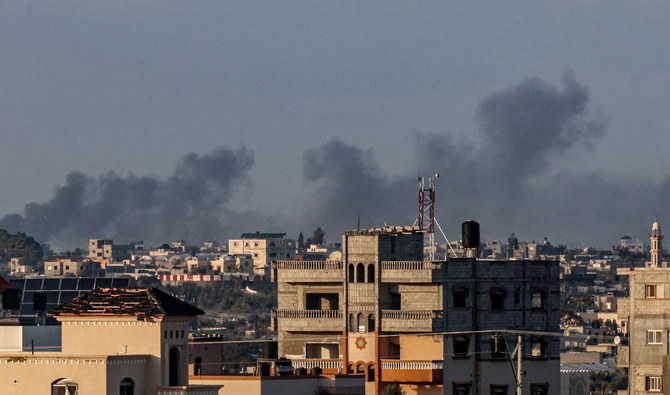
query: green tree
[{"left": 307, "top": 227, "right": 326, "bottom": 246}]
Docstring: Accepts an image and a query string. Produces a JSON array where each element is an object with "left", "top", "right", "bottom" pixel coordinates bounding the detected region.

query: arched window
[
  {"left": 349, "top": 314, "right": 356, "bottom": 332},
  {"left": 367, "top": 264, "right": 375, "bottom": 283},
  {"left": 52, "top": 378, "right": 78, "bottom": 395},
  {"left": 367, "top": 314, "right": 375, "bottom": 332},
  {"left": 356, "top": 363, "right": 365, "bottom": 374},
  {"left": 169, "top": 347, "right": 180, "bottom": 386},
  {"left": 366, "top": 364, "right": 375, "bottom": 382},
  {"left": 348, "top": 264, "right": 355, "bottom": 282},
  {"left": 356, "top": 263, "right": 365, "bottom": 283},
  {"left": 120, "top": 378, "right": 134, "bottom": 395},
  {"left": 357, "top": 313, "right": 365, "bottom": 332}
]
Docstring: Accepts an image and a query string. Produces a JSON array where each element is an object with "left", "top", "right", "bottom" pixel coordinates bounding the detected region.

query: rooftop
[
  {"left": 48, "top": 287, "right": 204, "bottom": 318},
  {"left": 239, "top": 232, "right": 286, "bottom": 239}
]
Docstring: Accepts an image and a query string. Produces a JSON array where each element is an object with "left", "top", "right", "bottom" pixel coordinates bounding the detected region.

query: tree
[
  {"left": 380, "top": 383, "right": 405, "bottom": 395},
  {"left": 307, "top": 227, "right": 325, "bottom": 246},
  {"left": 298, "top": 232, "right": 304, "bottom": 250}
]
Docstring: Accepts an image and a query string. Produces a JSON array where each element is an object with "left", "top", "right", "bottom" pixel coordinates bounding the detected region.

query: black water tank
[
  {"left": 295, "top": 367, "right": 308, "bottom": 376},
  {"left": 462, "top": 220, "right": 480, "bottom": 249},
  {"left": 258, "top": 362, "right": 271, "bottom": 376},
  {"left": 311, "top": 366, "right": 322, "bottom": 375},
  {"left": 2, "top": 289, "right": 21, "bottom": 310},
  {"left": 33, "top": 292, "right": 47, "bottom": 312},
  {"left": 262, "top": 341, "right": 278, "bottom": 359}
]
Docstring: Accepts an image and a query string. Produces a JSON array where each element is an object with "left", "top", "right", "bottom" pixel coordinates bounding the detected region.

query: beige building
[
  {"left": 617, "top": 218, "right": 670, "bottom": 393},
  {"left": 271, "top": 225, "right": 560, "bottom": 394},
  {"left": 44, "top": 258, "right": 99, "bottom": 277},
  {"left": 211, "top": 254, "right": 254, "bottom": 275},
  {"left": 0, "top": 286, "right": 217, "bottom": 395},
  {"left": 229, "top": 233, "right": 295, "bottom": 276}
]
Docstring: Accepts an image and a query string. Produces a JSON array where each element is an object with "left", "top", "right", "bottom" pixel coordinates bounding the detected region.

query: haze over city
[{"left": 1, "top": 2, "right": 669, "bottom": 249}]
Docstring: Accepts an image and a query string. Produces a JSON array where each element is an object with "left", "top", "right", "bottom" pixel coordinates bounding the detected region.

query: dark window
[
  {"left": 491, "top": 384, "right": 508, "bottom": 395},
  {"left": 367, "top": 264, "right": 375, "bottom": 283},
  {"left": 169, "top": 347, "right": 180, "bottom": 386},
  {"left": 490, "top": 290, "right": 505, "bottom": 310},
  {"left": 120, "top": 378, "right": 134, "bottom": 395},
  {"left": 490, "top": 336, "right": 506, "bottom": 359},
  {"left": 453, "top": 287, "right": 468, "bottom": 307},
  {"left": 368, "top": 314, "right": 375, "bottom": 332},
  {"left": 349, "top": 314, "right": 356, "bottom": 332},
  {"left": 357, "top": 313, "right": 365, "bottom": 332},
  {"left": 390, "top": 293, "right": 401, "bottom": 310},
  {"left": 531, "top": 338, "right": 547, "bottom": 358},
  {"left": 453, "top": 335, "right": 470, "bottom": 357},
  {"left": 453, "top": 382, "right": 472, "bottom": 395},
  {"left": 356, "top": 263, "right": 365, "bottom": 283},
  {"left": 194, "top": 357, "right": 202, "bottom": 376},
  {"left": 348, "top": 264, "right": 355, "bottom": 282},
  {"left": 530, "top": 384, "right": 548, "bottom": 395},
  {"left": 514, "top": 288, "right": 520, "bottom": 304}
]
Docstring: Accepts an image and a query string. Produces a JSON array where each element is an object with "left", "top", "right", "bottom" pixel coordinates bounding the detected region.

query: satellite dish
[{"left": 614, "top": 336, "right": 621, "bottom": 345}]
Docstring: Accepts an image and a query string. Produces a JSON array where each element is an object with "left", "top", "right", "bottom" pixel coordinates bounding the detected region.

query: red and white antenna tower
[{"left": 418, "top": 174, "right": 438, "bottom": 261}]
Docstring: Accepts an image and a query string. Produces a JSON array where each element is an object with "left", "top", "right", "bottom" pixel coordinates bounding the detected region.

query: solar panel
[
  {"left": 60, "top": 278, "right": 78, "bottom": 290},
  {"left": 20, "top": 303, "right": 32, "bottom": 315},
  {"left": 46, "top": 291, "right": 60, "bottom": 303},
  {"left": 60, "top": 291, "right": 80, "bottom": 303},
  {"left": 25, "top": 278, "right": 43, "bottom": 290},
  {"left": 12, "top": 279, "right": 25, "bottom": 290},
  {"left": 112, "top": 278, "right": 131, "bottom": 288},
  {"left": 42, "top": 278, "right": 61, "bottom": 290},
  {"left": 95, "top": 278, "right": 113, "bottom": 288},
  {"left": 77, "top": 278, "right": 95, "bottom": 290}
]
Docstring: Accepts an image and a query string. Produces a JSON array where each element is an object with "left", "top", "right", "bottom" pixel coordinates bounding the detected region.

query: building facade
[
  {"left": 229, "top": 233, "right": 295, "bottom": 276},
  {"left": 272, "top": 225, "right": 560, "bottom": 394}
]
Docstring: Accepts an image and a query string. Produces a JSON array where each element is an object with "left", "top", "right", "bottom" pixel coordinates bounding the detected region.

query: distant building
[
  {"left": 88, "top": 239, "right": 133, "bottom": 261},
  {"left": 620, "top": 235, "right": 645, "bottom": 253},
  {"left": 44, "top": 258, "right": 99, "bottom": 277},
  {"left": 229, "top": 232, "right": 295, "bottom": 276}
]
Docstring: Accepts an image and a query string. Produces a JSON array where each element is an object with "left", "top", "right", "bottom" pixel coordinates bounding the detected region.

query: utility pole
[{"left": 501, "top": 332, "right": 523, "bottom": 395}]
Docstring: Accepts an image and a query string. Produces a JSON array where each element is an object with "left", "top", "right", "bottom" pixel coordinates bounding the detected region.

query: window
[
  {"left": 120, "top": 378, "right": 134, "bottom": 395},
  {"left": 194, "top": 357, "right": 202, "bottom": 376},
  {"left": 514, "top": 288, "right": 520, "bottom": 304},
  {"left": 490, "top": 336, "right": 506, "bottom": 359},
  {"left": 646, "top": 284, "right": 662, "bottom": 298},
  {"left": 357, "top": 313, "right": 365, "bottom": 332},
  {"left": 531, "top": 338, "right": 547, "bottom": 358},
  {"left": 368, "top": 314, "right": 375, "bottom": 332},
  {"left": 254, "top": 242, "right": 259, "bottom": 247},
  {"left": 530, "top": 384, "right": 548, "bottom": 395},
  {"left": 490, "top": 289, "right": 505, "bottom": 310},
  {"left": 269, "top": 253, "right": 277, "bottom": 258},
  {"left": 453, "top": 287, "right": 468, "bottom": 307},
  {"left": 52, "top": 378, "right": 78, "bottom": 395},
  {"left": 367, "top": 264, "right": 375, "bottom": 283},
  {"left": 348, "top": 264, "right": 355, "bottom": 282},
  {"left": 349, "top": 314, "right": 356, "bottom": 332},
  {"left": 453, "top": 335, "right": 470, "bottom": 357},
  {"left": 647, "top": 330, "right": 663, "bottom": 344},
  {"left": 647, "top": 376, "right": 662, "bottom": 392},
  {"left": 356, "top": 263, "right": 365, "bottom": 283},
  {"left": 531, "top": 290, "right": 545, "bottom": 309},
  {"left": 491, "top": 384, "right": 508, "bottom": 395},
  {"left": 453, "top": 382, "right": 472, "bottom": 395}
]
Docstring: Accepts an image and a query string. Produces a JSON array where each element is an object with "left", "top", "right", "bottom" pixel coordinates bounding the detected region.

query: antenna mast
[{"left": 418, "top": 174, "right": 438, "bottom": 261}]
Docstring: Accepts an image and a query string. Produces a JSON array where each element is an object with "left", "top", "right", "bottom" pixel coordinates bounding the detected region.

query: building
[
  {"left": 44, "top": 257, "right": 99, "bottom": 277},
  {"left": 617, "top": 218, "right": 670, "bottom": 393},
  {"left": 620, "top": 235, "right": 645, "bottom": 253},
  {"left": 229, "top": 233, "right": 295, "bottom": 276},
  {"left": 0, "top": 286, "right": 215, "bottom": 395},
  {"left": 89, "top": 238, "right": 134, "bottom": 261},
  {"left": 271, "top": 225, "right": 560, "bottom": 394}
]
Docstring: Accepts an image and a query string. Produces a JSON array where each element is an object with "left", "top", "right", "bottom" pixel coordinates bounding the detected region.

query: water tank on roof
[
  {"left": 462, "top": 220, "right": 480, "bottom": 249},
  {"left": 223, "top": 255, "right": 236, "bottom": 262}
]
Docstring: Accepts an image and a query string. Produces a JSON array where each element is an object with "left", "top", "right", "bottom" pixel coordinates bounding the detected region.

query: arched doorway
[
  {"left": 169, "top": 347, "right": 180, "bottom": 386},
  {"left": 51, "top": 378, "right": 78, "bottom": 395},
  {"left": 120, "top": 377, "right": 134, "bottom": 395}
]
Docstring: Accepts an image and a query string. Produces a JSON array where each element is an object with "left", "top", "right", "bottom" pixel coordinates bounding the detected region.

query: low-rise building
[{"left": 229, "top": 233, "right": 295, "bottom": 276}]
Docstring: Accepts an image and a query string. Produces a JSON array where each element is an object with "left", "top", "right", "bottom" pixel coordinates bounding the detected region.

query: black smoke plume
[
  {"left": 303, "top": 73, "right": 664, "bottom": 246},
  {"left": 0, "top": 146, "right": 255, "bottom": 249}
]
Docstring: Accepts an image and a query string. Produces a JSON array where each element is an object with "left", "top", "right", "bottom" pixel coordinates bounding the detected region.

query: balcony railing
[
  {"left": 157, "top": 386, "right": 220, "bottom": 395},
  {"left": 272, "top": 309, "right": 344, "bottom": 331},
  {"left": 381, "top": 310, "right": 443, "bottom": 332},
  {"left": 273, "top": 261, "right": 344, "bottom": 283},
  {"left": 274, "top": 309, "right": 343, "bottom": 319},
  {"left": 292, "top": 359, "right": 344, "bottom": 370},
  {"left": 380, "top": 261, "right": 442, "bottom": 282},
  {"left": 379, "top": 359, "right": 443, "bottom": 383},
  {"left": 380, "top": 360, "right": 443, "bottom": 370}
]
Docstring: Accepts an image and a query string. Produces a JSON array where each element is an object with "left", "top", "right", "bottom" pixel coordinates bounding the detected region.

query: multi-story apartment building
[
  {"left": 44, "top": 257, "right": 99, "bottom": 277},
  {"left": 272, "top": 225, "right": 560, "bottom": 394},
  {"left": 617, "top": 219, "right": 668, "bottom": 393},
  {"left": 229, "top": 232, "right": 295, "bottom": 276}
]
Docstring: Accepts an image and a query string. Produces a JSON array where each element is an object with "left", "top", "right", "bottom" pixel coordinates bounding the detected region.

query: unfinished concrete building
[{"left": 272, "top": 225, "right": 560, "bottom": 394}]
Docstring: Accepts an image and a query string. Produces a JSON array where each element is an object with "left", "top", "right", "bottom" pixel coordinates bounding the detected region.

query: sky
[{"left": 1, "top": 1, "right": 669, "bottom": 250}]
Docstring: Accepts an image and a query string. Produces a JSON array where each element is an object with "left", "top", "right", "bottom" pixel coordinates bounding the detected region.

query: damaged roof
[
  {"left": 48, "top": 287, "right": 204, "bottom": 318},
  {"left": 0, "top": 275, "right": 18, "bottom": 293}
]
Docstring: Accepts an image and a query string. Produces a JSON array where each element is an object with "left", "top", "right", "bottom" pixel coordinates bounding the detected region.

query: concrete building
[
  {"left": 229, "top": 233, "right": 295, "bottom": 276},
  {"left": 272, "top": 225, "right": 560, "bottom": 394},
  {"left": 44, "top": 258, "right": 99, "bottom": 277},
  {"left": 89, "top": 238, "right": 134, "bottom": 261},
  {"left": 0, "top": 286, "right": 214, "bottom": 395},
  {"left": 620, "top": 235, "right": 645, "bottom": 254}
]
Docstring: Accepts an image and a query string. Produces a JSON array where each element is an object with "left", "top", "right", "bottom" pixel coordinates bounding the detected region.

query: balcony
[
  {"left": 381, "top": 310, "right": 444, "bottom": 332},
  {"left": 380, "top": 261, "right": 442, "bottom": 283},
  {"left": 291, "top": 358, "right": 344, "bottom": 374},
  {"left": 273, "top": 261, "right": 344, "bottom": 283},
  {"left": 157, "top": 386, "right": 220, "bottom": 395},
  {"left": 272, "top": 309, "right": 344, "bottom": 332},
  {"left": 380, "top": 359, "right": 443, "bottom": 383}
]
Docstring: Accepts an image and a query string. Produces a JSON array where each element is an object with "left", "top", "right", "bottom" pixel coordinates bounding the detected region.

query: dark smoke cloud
[
  {"left": 0, "top": 146, "right": 255, "bottom": 249},
  {"left": 303, "top": 73, "right": 664, "bottom": 247}
]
